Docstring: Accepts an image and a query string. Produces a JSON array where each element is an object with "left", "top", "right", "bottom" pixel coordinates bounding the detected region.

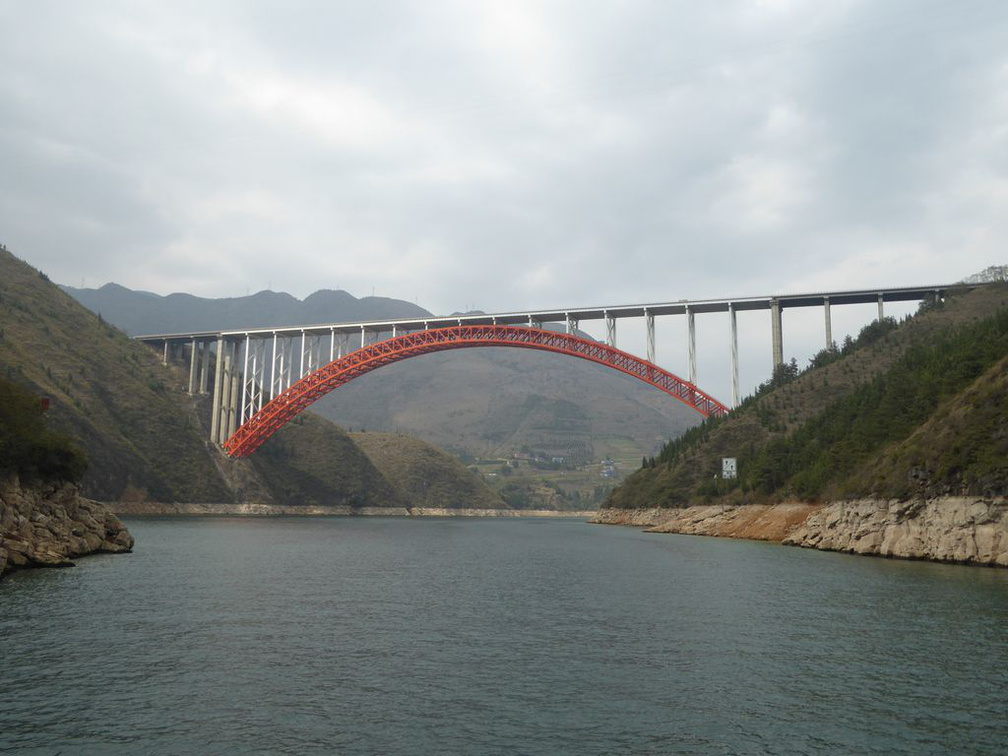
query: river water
[{"left": 2, "top": 516, "right": 1007, "bottom": 755}]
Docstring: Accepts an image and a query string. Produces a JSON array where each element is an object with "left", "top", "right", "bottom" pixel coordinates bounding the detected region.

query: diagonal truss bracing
[{"left": 224, "top": 325, "right": 729, "bottom": 457}]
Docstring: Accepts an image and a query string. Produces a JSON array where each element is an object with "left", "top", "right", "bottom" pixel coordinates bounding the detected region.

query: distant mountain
[{"left": 61, "top": 283, "right": 433, "bottom": 336}]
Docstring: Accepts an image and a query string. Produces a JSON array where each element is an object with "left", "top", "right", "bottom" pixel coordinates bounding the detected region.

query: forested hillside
[
  {"left": 607, "top": 284, "right": 1008, "bottom": 509},
  {"left": 0, "top": 376, "right": 86, "bottom": 485}
]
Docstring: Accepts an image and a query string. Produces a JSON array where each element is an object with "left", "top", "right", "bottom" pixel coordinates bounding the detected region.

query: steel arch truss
[{"left": 223, "top": 325, "right": 729, "bottom": 457}]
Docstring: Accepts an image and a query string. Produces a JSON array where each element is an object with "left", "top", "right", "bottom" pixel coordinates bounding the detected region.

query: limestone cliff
[
  {"left": 783, "top": 498, "right": 1008, "bottom": 566},
  {"left": 593, "top": 503, "right": 820, "bottom": 541},
  {"left": 594, "top": 498, "right": 1008, "bottom": 567},
  {"left": 0, "top": 477, "right": 134, "bottom": 578}
]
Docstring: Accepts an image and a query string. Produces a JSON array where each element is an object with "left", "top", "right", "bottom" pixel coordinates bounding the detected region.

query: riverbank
[
  {"left": 593, "top": 498, "right": 1008, "bottom": 567},
  {"left": 111, "top": 501, "right": 595, "bottom": 518},
  {"left": 0, "top": 477, "right": 134, "bottom": 578}
]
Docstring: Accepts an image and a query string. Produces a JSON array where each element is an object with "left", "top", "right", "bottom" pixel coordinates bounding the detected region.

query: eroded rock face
[
  {"left": 596, "top": 499, "right": 1008, "bottom": 567},
  {"left": 783, "top": 498, "right": 1008, "bottom": 567},
  {"left": 593, "top": 504, "right": 821, "bottom": 541},
  {"left": 0, "top": 477, "right": 134, "bottom": 578}
]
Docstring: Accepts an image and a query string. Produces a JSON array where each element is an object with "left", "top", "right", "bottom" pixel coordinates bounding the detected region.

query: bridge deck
[{"left": 135, "top": 283, "right": 966, "bottom": 342}]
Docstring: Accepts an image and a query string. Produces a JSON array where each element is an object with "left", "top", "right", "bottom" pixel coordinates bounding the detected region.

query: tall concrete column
[
  {"left": 210, "top": 337, "right": 225, "bottom": 444},
  {"left": 605, "top": 312, "right": 616, "bottom": 348},
  {"left": 330, "top": 329, "right": 336, "bottom": 362},
  {"left": 227, "top": 342, "right": 240, "bottom": 439},
  {"left": 199, "top": 340, "right": 211, "bottom": 394},
  {"left": 877, "top": 293, "right": 884, "bottom": 321},
  {"left": 162, "top": 341, "right": 169, "bottom": 365},
  {"left": 771, "top": 298, "right": 783, "bottom": 367},
  {"left": 301, "top": 331, "right": 308, "bottom": 378},
  {"left": 278, "top": 342, "right": 287, "bottom": 394},
  {"left": 729, "top": 303, "right": 739, "bottom": 408},
  {"left": 217, "top": 341, "right": 233, "bottom": 445},
  {"left": 687, "top": 306, "right": 697, "bottom": 385},
  {"left": 241, "top": 335, "right": 250, "bottom": 426},
  {"left": 270, "top": 333, "right": 278, "bottom": 401},
  {"left": 645, "top": 310, "right": 655, "bottom": 363},
  {"left": 824, "top": 297, "right": 833, "bottom": 350},
  {"left": 188, "top": 338, "right": 198, "bottom": 395}
]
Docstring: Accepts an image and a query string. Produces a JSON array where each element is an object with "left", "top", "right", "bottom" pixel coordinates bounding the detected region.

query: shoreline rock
[
  {"left": 1, "top": 477, "right": 134, "bottom": 579},
  {"left": 784, "top": 498, "right": 1008, "bottom": 566},
  {"left": 592, "top": 503, "right": 821, "bottom": 541},
  {"left": 594, "top": 498, "right": 1008, "bottom": 567}
]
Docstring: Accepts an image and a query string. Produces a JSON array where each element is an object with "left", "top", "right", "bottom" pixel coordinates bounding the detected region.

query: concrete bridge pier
[
  {"left": 686, "top": 306, "right": 697, "bottom": 384},
  {"left": 645, "top": 310, "right": 655, "bottom": 363},
  {"left": 199, "top": 340, "right": 211, "bottom": 394},
  {"left": 771, "top": 298, "right": 783, "bottom": 367},
  {"left": 227, "top": 342, "right": 240, "bottom": 440},
  {"left": 604, "top": 311, "right": 616, "bottom": 348},
  {"left": 824, "top": 297, "right": 833, "bottom": 350},
  {"left": 209, "top": 338, "right": 242, "bottom": 446},
  {"left": 187, "top": 339, "right": 199, "bottom": 395},
  {"left": 210, "top": 337, "right": 225, "bottom": 444},
  {"left": 729, "top": 303, "right": 739, "bottom": 408}
]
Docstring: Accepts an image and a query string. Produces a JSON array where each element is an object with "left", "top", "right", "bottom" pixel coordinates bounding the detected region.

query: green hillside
[
  {"left": 252, "top": 416, "right": 405, "bottom": 508},
  {"left": 350, "top": 432, "right": 506, "bottom": 509},
  {"left": 606, "top": 283, "right": 1008, "bottom": 509},
  {"left": 0, "top": 375, "right": 86, "bottom": 485},
  {"left": 0, "top": 247, "right": 231, "bottom": 501}
]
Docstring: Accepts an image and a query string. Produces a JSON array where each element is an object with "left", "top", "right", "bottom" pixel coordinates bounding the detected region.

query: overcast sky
[{"left": 2, "top": 1, "right": 1006, "bottom": 399}]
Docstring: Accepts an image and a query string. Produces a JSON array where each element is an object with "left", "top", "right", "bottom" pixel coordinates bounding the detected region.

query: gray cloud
[{"left": 1, "top": 0, "right": 1005, "bottom": 398}]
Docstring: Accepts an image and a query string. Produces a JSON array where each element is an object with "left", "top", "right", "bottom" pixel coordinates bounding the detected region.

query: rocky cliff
[
  {"left": 783, "top": 498, "right": 1008, "bottom": 566},
  {"left": 593, "top": 503, "right": 820, "bottom": 541},
  {"left": 0, "top": 477, "right": 134, "bottom": 578},
  {"left": 594, "top": 498, "right": 1008, "bottom": 567}
]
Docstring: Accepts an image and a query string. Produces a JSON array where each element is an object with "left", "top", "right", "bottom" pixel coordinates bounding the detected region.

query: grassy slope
[
  {"left": 606, "top": 284, "right": 1008, "bottom": 508},
  {"left": 350, "top": 432, "right": 506, "bottom": 509},
  {"left": 251, "top": 417, "right": 405, "bottom": 508}
]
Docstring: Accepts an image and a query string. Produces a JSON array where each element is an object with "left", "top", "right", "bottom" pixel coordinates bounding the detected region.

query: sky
[{"left": 1, "top": 0, "right": 1006, "bottom": 401}]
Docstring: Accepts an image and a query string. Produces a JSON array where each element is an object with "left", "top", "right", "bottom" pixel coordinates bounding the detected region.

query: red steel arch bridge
[{"left": 136, "top": 283, "right": 966, "bottom": 456}]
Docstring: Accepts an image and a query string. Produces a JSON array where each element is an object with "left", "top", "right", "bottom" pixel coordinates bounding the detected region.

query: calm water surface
[{"left": 2, "top": 516, "right": 1007, "bottom": 755}]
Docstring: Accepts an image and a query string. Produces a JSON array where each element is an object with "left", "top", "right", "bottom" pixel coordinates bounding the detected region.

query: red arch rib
[{"left": 224, "top": 325, "right": 729, "bottom": 457}]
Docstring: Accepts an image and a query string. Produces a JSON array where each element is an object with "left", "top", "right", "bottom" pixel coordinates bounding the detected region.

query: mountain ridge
[{"left": 61, "top": 283, "right": 433, "bottom": 336}]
